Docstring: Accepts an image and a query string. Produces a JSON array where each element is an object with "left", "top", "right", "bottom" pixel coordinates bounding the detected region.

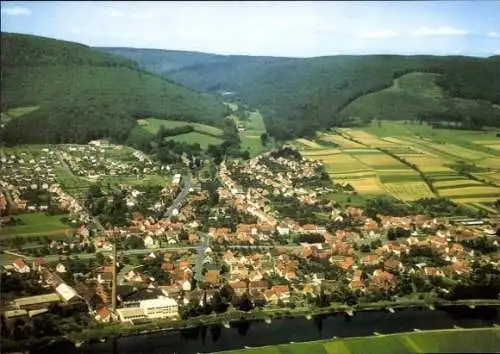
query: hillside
[
  {"left": 340, "top": 72, "right": 500, "bottom": 126},
  {"left": 97, "top": 47, "right": 500, "bottom": 140},
  {"left": 0, "top": 33, "right": 229, "bottom": 145}
]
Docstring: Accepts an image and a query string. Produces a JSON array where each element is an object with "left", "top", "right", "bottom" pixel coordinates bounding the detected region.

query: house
[
  {"left": 55, "top": 263, "right": 67, "bottom": 273},
  {"left": 144, "top": 235, "right": 158, "bottom": 249},
  {"left": 95, "top": 306, "right": 112, "bottom": 323},
  {"left": 204, "top": 270, "right": 220, "bottom": 285},
  {"left": 362, "top": 254, "right": 381, "bottom": 266},
  {"left": 13, "top": 258, "right": 30, "bottom": 273},
  {"left": 230, "top": 281, "right": 248, "bottom": 295},
  {"left": 271, "top": 285, "right": 290, "bottom": 302},
  {"left": 384, "top": 259, "right": 404, "bottom": 273},
  {"left": 423, "top": 267, "right": 444, "bottom": 277},
  {"left": 277, "top": 224, "right": 290, "bottom": 236},
  {"left": 249, "top": 280, "right": 268, "bottom": 292}
]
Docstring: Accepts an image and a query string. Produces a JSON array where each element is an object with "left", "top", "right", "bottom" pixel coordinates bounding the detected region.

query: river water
[{"left": 35, "top": 306, "right": 499, "bottom": 354}]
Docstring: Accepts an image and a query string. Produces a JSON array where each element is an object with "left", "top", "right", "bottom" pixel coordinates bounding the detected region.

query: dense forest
[
  {"left": 0, "top": 33, "right": 229, "bottom": 145},
  {"left": 99, "top": 47, "right": 500, "bottom": 140}
]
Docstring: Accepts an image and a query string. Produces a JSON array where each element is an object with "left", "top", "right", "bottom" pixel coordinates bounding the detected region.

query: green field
[
  {"left": 220, "top": 328, "right": 500, "bottom": 354},
  {"left": 238, "top": 111, "right": 267, "bottom": 157},
  {"left": 166, "top": 131, "right": 223, "bottom": 149},
  {"left": 138, "top": 118, "right": 223, "bottom": 137},
  {"left": 0, "top": 212, "right": 70, "bottom": 238},
  {"left": 97, "top": 174, "right": 172, "bottom": 187}
]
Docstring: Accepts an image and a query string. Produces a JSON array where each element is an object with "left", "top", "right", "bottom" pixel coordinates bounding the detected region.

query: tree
[
  {"left": 260, "top": 132, "right": 269, "bottom": 146},
  {"left": 238, "top": 292, "right": 254, "bottom": 312}
]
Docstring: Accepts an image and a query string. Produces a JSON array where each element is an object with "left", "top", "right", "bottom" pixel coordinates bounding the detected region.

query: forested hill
[
  {"left": 98, "top": 47, "right": 500, "bottom": 140},
  {"left": 0, "top": 33, "right": 229, "bottom": 145}
]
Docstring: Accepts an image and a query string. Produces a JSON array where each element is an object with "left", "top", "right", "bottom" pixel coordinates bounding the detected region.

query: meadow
[
  {"left": 238, "top": 111, "right": 268, "bottom": 157},
  {"left": 0, "top": 212, "right": 71, "bottom": 239},
  {"left": 220, "top": 327, "right": 500, "bottom": 354},
  {"left": 138, "top": 118, "right": 223, "bottom": 136}
]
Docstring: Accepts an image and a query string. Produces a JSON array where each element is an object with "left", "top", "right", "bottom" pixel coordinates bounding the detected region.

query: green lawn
[
  {"left": 98, "top": 174, "right": 171, "bottom": 187},
  {"left": 139, "top": 118, "right": 223, "bottom": 136},
  {"left": 0, "top": 212, "right": 70, "bottom": 238},
  {"left": 220, "top": 328, "right": 500, "bottom": 354},
  {"left": 166, "top": 131, "right": 223, "bottom": 149},
  {"left": 239, "top": 111, "right": 267, "bottom": 157}
]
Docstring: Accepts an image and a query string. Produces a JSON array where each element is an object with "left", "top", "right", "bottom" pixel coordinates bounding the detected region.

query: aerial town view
[{"left": 1, "top": 1, "right": 499, "bottom": 353}]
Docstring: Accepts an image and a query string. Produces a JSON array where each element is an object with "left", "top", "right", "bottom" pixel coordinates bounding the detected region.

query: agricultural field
[
  {"left": 166, "top": 131, "right": 223, "bottom": 149},
  {"left": 318, "top": 133, "right": 365, "bottom": 148},
  {"left": 239, "top": 111, "right": 267, "bottom": 157},
  {"left": 295, "top": 121, "right": 500, "bottom": 209},
  {"left": 138, "top": 118, "right": 223, "bottom": 136},
  {"left": 220, "top": 327, "right": 500, "bottom": 354},
  {"left": 0, "top": 212, "right": 71, "bottom": 239}
]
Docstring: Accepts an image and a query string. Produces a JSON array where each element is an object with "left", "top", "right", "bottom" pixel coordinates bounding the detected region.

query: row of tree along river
[{"left": 34, "top": 305, "right": 499, "bottom": 354}]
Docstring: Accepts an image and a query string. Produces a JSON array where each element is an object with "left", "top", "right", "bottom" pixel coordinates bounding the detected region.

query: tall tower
[{"left": 111, "top": 230, "right": 117, "bottom": 312}]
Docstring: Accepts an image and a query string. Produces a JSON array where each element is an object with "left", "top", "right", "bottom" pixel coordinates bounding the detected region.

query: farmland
[
  {"left": 294, "top": 121, "right": 500, "bottom": 209},
  {"left": 0, "top": 212, "right": 71, "bottom": 239},
  {"left": 137, "top": 118, "right": 223, "bottom": 136},
  {"left": 220, "top": 327, "right": 500, "bottom": 354},
  {"left": 238, "top": 111, "right": 268, "bottom": 157}
]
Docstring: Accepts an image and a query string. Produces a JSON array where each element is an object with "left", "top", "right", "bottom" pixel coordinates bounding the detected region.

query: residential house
[{"left": 13, "top": 258, "right": 30, "bottom": 273}]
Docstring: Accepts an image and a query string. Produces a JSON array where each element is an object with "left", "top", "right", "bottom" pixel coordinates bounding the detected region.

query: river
[{"left": 34, "top": 305, "right": 499, "bottom": 354}]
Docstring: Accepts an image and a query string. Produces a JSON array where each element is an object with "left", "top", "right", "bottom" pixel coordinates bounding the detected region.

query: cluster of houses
[
  {"left": 59, "top": 143, "right": 169, "bottom": 181},
  {"left": 0, "top": 148, "right": 87, "bottom": 217}
]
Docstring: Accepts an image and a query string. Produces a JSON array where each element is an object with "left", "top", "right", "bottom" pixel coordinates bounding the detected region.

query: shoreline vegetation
[{"left": 7, "top": 299, "right": 498, "bottom": 352}]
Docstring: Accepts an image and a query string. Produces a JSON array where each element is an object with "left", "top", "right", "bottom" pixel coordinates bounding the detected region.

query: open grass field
[
  {"left": 220, "top": 327, "right": 500, "bottom": 354},
  {"left": 166, "top": 132, "right": 223, "bottom": 149},
  {"left": 0, "top": 212, "right": 71, "bottom": 239},
  {"left": 138, "top": 118, "right": 223, "bottom": 136},
  {"left": 239, "top": 111, "right": 267, "bottom": 157},
  {"left": 97, "top": 174, "right": 171, "bottom": 187}
]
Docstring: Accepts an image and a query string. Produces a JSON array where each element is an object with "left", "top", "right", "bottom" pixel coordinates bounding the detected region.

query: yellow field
[
  {"left": 330, "top": 171, "right": 377, "bottom": 179},
  {"left": 476, "top": 157, "right": 500, "bottom": 170},
  {"left": 340, "top": 176, "right": 386, "bottom": 195},
  {"left": 352, "top": 153, "right": 407, "bottom": 168},
  {"left": 453, "top": 196, "right": 500, "bottom": 204},
  {"left": 318, "top": 153, "right": 373, "bottom": 174},
  {"left": 425, "top": 142, "right": 492, "bottom": 160},
  {"left": 301, "top": 149, "right": 342, "bottom": 157},
  {"left": 438, "top": 186, "right": 500, "bottom": 197},
  {"left": 319, "top": 134, "right": 366, "bottom": 148},
  {"left": 403, "top": 156, "right": 455, "bottom": 173},
  {"left": 384, "top": 182, "right": 435, "bottom": 201},
  {"left": 295, "top": 138, "right": 324, "bottom": 149},
  {"left": 339, "top": 129, "right": 396, "bottom": 148},
  {"left": 433, "top": 179, "right": 483, "bottom": 188},
  {"left": 485, "top": 145, "right": 500, "bottom": 152}
]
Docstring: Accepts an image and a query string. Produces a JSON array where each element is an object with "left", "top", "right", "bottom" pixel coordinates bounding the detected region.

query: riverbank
[
  {"left": 218, "top": 327, "right": 500, "bottom": 354},
  {"left": 57, "top": 299, "right": 500, "bottom": 346},
  {"left": 28, "top": 303, "right": 500, "bottom": 353},
  {"left": 4, "top": 299, "right": 499, "bottom": 353}
]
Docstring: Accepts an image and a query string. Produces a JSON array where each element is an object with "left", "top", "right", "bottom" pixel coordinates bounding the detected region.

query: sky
[{"left": 1, "top": 1, "right": 500, "bottom": 57}]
